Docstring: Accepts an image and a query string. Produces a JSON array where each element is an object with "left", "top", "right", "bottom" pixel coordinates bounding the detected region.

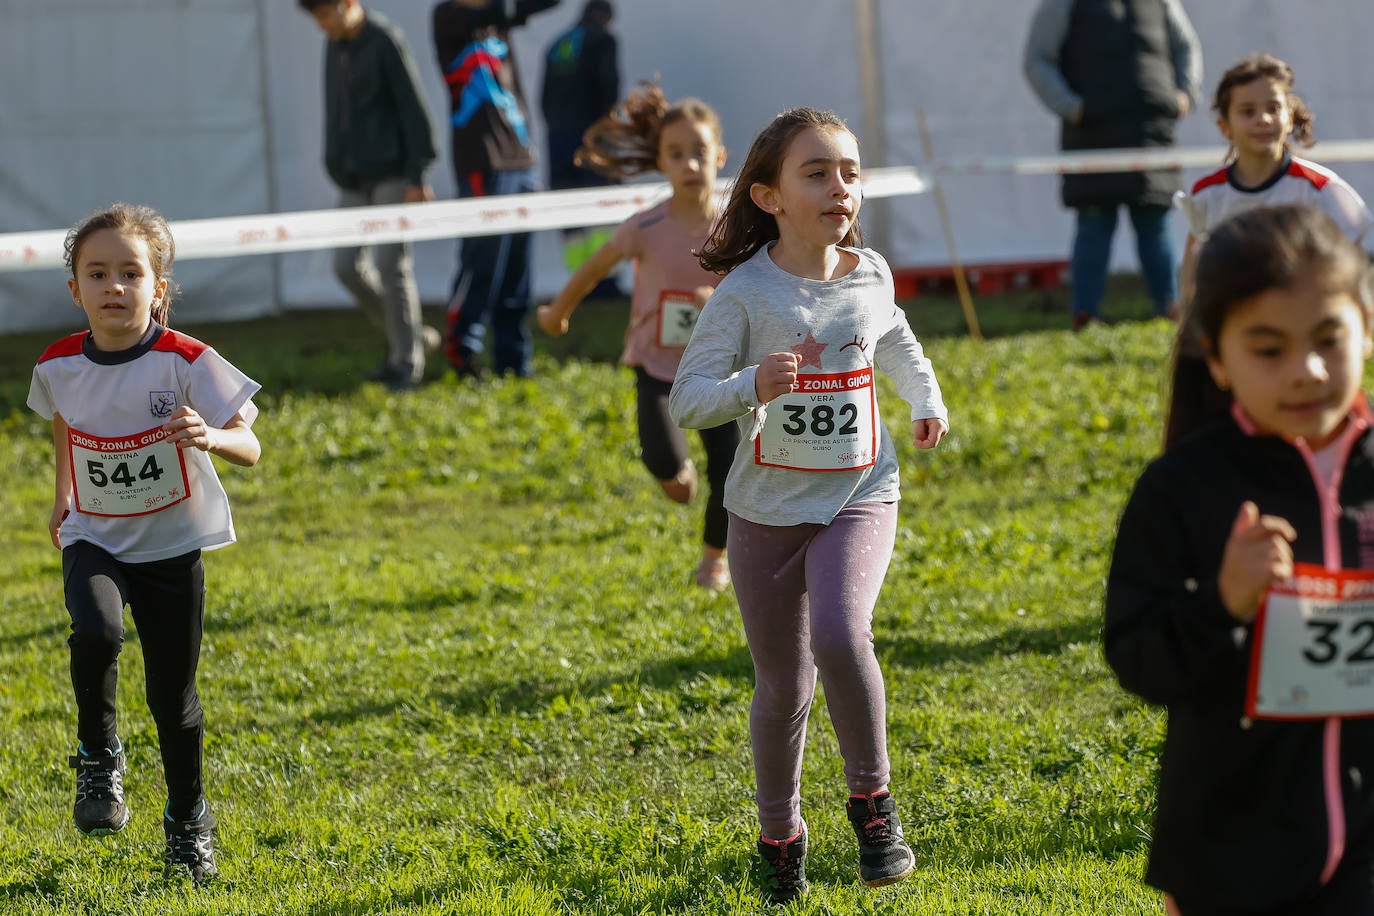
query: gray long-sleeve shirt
[
  {"left": 1023, "top": 0, "right": 1202, "bottom": 123},
  {"left": 669, "top": 245, "right": 947, "bottom": 527}
]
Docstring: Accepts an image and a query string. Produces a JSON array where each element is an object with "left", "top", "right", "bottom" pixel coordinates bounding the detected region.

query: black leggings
[
  {"left": 635, "top": 367, "right": 739, "bottom": 549},
  {"left": 63, "top": 540, "right": 206, "bottom": 819}
]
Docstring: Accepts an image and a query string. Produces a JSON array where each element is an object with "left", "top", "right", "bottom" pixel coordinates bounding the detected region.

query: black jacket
[
  {"left": 432, "top": 0, "right": 560, "bottom": 177},
  {"left": 1057, "top": 0, "right": 1181, "bottom": 208},
  {"left": 321, "top": 11, "right": 436, "bottom": 191},
  {"left": 540, "top": 17, "right": 618, "bottom": 138},
  {"left": 1105, "top": 411, "right": 1374, "bottom": 908}
]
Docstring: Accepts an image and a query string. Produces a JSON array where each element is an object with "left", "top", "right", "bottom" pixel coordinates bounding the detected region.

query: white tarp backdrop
[{"left": 2, "top": 0, "right": 1372, "bottom": 333}]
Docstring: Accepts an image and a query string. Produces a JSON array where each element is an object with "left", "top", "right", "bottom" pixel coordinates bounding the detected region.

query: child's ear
[
  {"left": 1202, "top": 337, "right": 1230, "bottom": 391},
  {"left": 68, "top": 277, "right": 81, "bottom": 307},
  {"left": 749, "top": 182, "right": 779, "bottom": 215},
  {"left": 716, "top": 146, "right": 728, "bottom": 169}
]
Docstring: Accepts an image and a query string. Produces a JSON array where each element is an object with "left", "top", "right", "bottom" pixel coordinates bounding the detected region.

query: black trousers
[
  {"left": 1173, "top": 833, "right": 1374, "bottom": 915},
  {"left": 635, "top": 368, "right": 739, "bottom": 549},
  {"left": 63, "top": 540, "right": 206, "bottom": 818}
]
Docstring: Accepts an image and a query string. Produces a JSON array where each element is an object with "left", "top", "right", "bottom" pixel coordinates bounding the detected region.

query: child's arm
[
  {"left": 49, "top": 413, "right": 73, "bottom": 549},
  {"left": 536, "top": 240, "right": 626, "bottom": 337},
  {"left": 163, "top": 406, "right": 261, "bottom": 467},
  {"left": 1104, "top": 472, "right": 1260, "bottom": 705},
  {"left": 669, "top": 292, "right": 760, "bottom": 430},
  {"left": 1177, "top": 232, "right": 1199, "bottom": 314}
]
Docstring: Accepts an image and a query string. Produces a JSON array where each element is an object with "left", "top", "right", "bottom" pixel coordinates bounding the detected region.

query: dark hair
[
  {"left": 576, "top": 82, "right": 722, "bottom": 180},
  {"left": 1212, "top": 52, "right": 1315, "bottom": 160},
  {"left": 697, "top": 107, "right": 861, "bottom": 276},
  {"left": 1164, "top": 204, "right": 1373, "bottom": 448},
  {"left": 297, "top": 0, "right": 336, "bottom": 11},
  {"left": 581, "top": 0, "right": 612, "bottom": 25},
  {"left": 65, "top": 202, "right": 179, "bottom": 328}
]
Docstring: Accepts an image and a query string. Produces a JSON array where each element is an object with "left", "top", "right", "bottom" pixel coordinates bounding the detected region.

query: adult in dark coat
[{"left": 1024, "top": 0, "right": 1202, "bottom": 329}]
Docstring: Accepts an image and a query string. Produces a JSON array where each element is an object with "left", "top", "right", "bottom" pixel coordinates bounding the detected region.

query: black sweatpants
[
  {"left": 63, "top": 539, "right": 206, "bottom": 819},
  {"left": 635, "top": 367, "right": 739, "bottom": 549}
]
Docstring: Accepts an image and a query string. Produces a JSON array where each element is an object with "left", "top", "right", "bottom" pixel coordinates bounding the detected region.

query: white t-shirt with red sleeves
[
  {"left": 27, "top": 324, "right": 260, "bottom": 563},
  {"left": 611, "top": 200, "right": 720, "bottom": 383},
  {"left": 1174, "top": 153, "right": 1373, "bottom": 242}
]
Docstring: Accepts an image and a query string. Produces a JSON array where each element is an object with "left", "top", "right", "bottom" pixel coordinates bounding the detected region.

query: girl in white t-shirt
[
  {"left": 1176, "top": 53, "right": 1373, "bottom": 308},
  {"left": 27, "top": 203, "right": 261, "bottom": 884},
  {"left": 537, "top": 83, "right": 740, "bottom": 590}
]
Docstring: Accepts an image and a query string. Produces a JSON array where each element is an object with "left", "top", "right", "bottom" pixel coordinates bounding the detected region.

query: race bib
[
  {"left": 656, "top": 290, "right": 700, "bottom": 348},
  {"left": 1247, "top": 563, "right": 1374, "bottom": 719},
  {"left": 68, "top": 424, "right": 190, "bottom": 517},
  {"left": 755, "top": 367, "right": 877, "bottom": 471}
]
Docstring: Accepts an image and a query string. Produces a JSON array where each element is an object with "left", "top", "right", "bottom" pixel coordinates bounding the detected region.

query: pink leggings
[{"left": 728, "top": 501, "right": 898, "bottom": 839}]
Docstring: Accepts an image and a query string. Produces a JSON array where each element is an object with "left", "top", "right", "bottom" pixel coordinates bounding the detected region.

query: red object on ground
[{"left": 892, "top": 259, "right": 1069, "bottom": 298}]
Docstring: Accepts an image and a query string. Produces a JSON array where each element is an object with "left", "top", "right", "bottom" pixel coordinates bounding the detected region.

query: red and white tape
[{"left": 0, "top": 167, "right": 929, "bottom": 274}]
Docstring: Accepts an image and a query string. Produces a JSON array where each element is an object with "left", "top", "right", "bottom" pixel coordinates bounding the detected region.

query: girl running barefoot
[
  {"left": 538, "top": 83, "right": 739, "bottom": 590},
  {"left": 669, "top": 107, "right": 948, "bottom": 903},
  {"left": 27, "top": 203, "right": 261, "bottom": 884}
]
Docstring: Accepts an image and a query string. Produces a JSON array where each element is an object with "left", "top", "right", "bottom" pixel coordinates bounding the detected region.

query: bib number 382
[
  {"left": 68, "top": 424, "right": 190, "bottom": 517},
  {"left": 1247, "top": 563, "right": 1374, "bottom": 719},
  {"left": 755, "top": 367, "right": 877, "bottom": 471}
]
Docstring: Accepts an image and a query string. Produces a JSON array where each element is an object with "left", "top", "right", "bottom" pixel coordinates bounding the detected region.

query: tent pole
[{"left": 854, "top": 0, "right": 891, "bottom": 248}]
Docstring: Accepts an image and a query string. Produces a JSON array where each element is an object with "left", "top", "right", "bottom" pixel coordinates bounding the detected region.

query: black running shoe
[
  {"left": 69, "top": 746, "right": 128, "bottom": 836},
  {"left": 846, "top": 790, "right": 915, "bottom": 887},
  {"left": 756, "top": 823, "right": 808, "bottom": 905},
  {"left": 163, "top": 803, "right": 218, "bottom": 884}
]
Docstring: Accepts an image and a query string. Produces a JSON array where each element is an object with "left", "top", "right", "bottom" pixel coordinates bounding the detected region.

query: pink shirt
[{"left": 611, "top": 200, "right": 719, "bottom": 382}]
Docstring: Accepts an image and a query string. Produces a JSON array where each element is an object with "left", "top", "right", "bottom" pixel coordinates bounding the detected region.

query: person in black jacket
[
  {"left": 1106, "top": 204, "right": 1374, "bottom": 915},
  {"left": 1024, "top": 0, "right": 1201, "bottom": 330},
  {"left": 540, "top": 0, "right": 622, "bottom": 299},
  {"left": 432, "top": 0, "right": 561, "bottom": 379},
  {"left": 299, "top": 0, "right": 438, "bottom": 391}
]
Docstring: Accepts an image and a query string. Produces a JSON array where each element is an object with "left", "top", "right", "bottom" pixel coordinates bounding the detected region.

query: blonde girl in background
[
  {"left": 538, "top": 83, "right": 740, "bottom": 590},
  {"left": 27, "top": 203, "right": 261, "bottom": 884},
  {"left": 670, "top": 107, "right": 947, "bottom": 903}
]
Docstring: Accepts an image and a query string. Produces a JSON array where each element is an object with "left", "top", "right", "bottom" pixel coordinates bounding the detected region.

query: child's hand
[
  {"left": 913, "top": 417, "right": 947, "bottom": 450},
  {"left": 163, "top": 405, "right": 216, "bottom": 453},
  {"left": 755, "top": 352, "right": 800, "bottom": 404},
  {"left": 1217, "top": 501, "right": 1296, "bottom": 623},
  {"left": 536, "top": 305, "right": 568, "bottom": 337},
  {"left": 48, "top": 505, "right": 68, "bottom": 549}
]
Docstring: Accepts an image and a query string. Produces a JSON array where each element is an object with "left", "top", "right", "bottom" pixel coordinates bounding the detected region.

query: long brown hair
[
  {"left": 697, "top": 107, "right": 862, "bottom": 276},
  {"left": 65, "top": 202, "right": 178, "bottom": 327},
  {"left": 577, "top": 82, "right": 722, "bottom": 180},
  {"left": 1212, "top": 52, "right": 1315, "bottom": 162},
  {"left": 1165, "top": 204, "right": 1373, "bottom": 449}
]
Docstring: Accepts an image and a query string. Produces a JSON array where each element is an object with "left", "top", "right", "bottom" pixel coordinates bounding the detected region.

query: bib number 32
[{"left": 1247, "top": 563, "right": 1374, "bottom": 719}]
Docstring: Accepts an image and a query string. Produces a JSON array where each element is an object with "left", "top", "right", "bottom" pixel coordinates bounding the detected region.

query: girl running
[
  {"left": 27, "top": 203, "right": 262, "bottom": 884},
  {"left": 1106, "top": 204, "right": 1374, "bottom": 915},
  {"left": 1175, "top": 52, "right": 1372, "bottom": 308},
  {"left": 537, "top": 83, "right": 739, "bottom": 590},
  {"left": 669, "top": 107, "right": 948, "bottom": 903}
]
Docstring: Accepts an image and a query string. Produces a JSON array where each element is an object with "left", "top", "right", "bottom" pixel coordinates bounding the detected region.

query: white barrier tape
[
  {"left": 0, "top": 166, "right": 930, "bottom": 274},
  {"left": 936, "top": 138, "right": 1374, "bottom": 175}
]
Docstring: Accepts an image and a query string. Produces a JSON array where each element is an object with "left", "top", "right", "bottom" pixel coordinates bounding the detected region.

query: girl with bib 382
[
  {"left": 27, "top": 203, "right": 261, "bottom": 885},
  {"left": 669, "top": 107, "right": 947, "bottom": 904}
]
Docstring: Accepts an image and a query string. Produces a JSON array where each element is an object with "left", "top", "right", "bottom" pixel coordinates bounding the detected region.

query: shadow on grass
[{"left": 883, "top": 615, "right": 1101, "bottom": 672}]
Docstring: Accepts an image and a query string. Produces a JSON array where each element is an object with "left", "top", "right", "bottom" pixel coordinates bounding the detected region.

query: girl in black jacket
[{"left": 1106, "top": 204, "right": 1374, "bottom": 915}]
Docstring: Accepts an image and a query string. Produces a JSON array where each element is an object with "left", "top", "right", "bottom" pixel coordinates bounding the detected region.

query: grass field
[{"left": 1, "top": 282, "right": 1175, "bottom": 914}]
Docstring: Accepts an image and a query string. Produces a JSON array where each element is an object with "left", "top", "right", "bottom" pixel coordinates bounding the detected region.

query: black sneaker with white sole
[
  {"left": 846, "top": 790, "right": 915, "bottom": 887},
  {"left": 69, "top": 745, "right": 128, "bottom": 836},
  {"left": 163, "top": 802, "right": 218, "bottom": 884}
]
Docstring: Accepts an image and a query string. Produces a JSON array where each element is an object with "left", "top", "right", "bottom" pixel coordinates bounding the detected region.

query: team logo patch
[{"left": 149, "top": 390, "right": 177, "bottom": 418}]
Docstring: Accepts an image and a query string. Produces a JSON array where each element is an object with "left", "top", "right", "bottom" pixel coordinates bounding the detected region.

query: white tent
[{"left": 3, "top": 0, "right": 1372, "bottom": 333}]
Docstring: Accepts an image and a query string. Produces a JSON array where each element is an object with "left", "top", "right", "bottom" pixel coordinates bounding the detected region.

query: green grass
[{"left": 0, "top": 281, "right": 1173, "bottom": 913}]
